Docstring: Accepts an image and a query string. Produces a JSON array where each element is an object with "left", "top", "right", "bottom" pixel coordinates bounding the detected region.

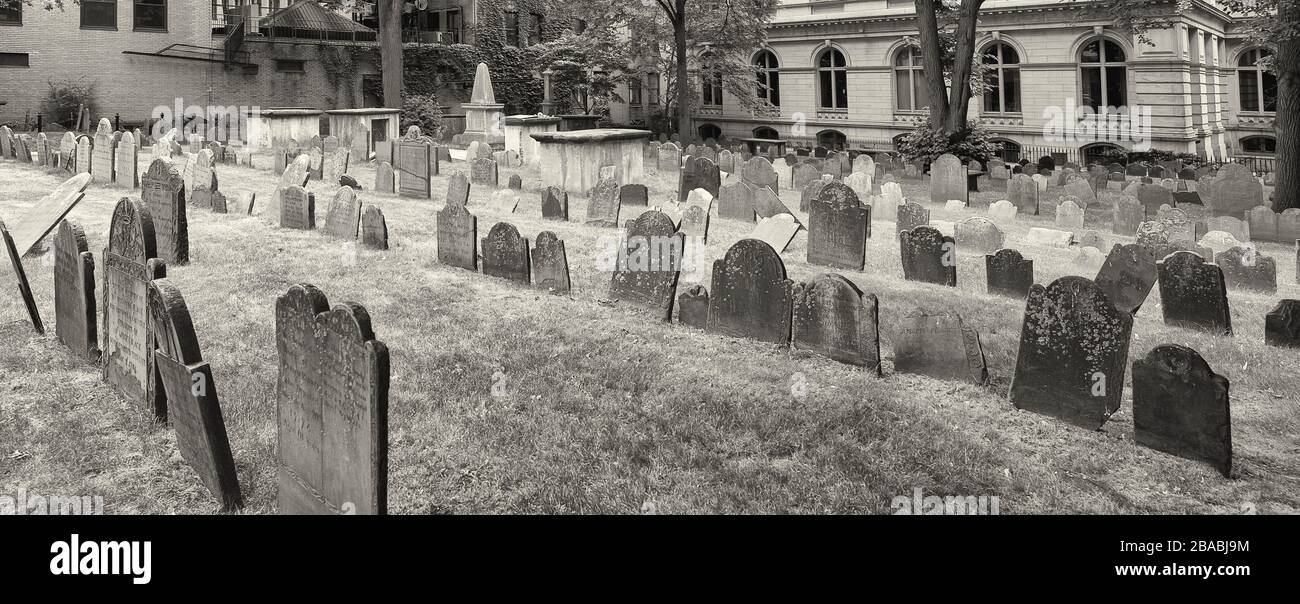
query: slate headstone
[
  {"left": 585, "top": 177, "right": 621, "bottom": 227},
  {"left": 437, "top": 204, "right": 478, "bottom": 271},
  {"left": 792, "top": 274, "right": 882, "bottom": 371},
  {"left": 542, "top": 186, "right": 569, "bottom": 221},
  {"left": 609, "top": 210, "right": 684, "bottom": 321},
  {"left": 1132, "top": 344, "right": 1232, "bottom": 477},
  {"left": 707, "top": 239, "right": 794, "bottom": 344},
  {"left": 807, "top": 182, "right": 869, "bottom": 271},
  {"left": 481, "top": 222, "right": 530, "bottom": 284},
  {"left": 359, "top": 204, "right": 388, "bottom": 250},
  {"left": 102, "top": 199, "right": 167, "bottom": 416},
  {"left": 1157, "top": 251, "right": 1232, "bottom": 334},
  {"left": 892, "top": 311, "right": 988, "bottom": 385},
  {"left": 899, "top": 226, "right": 956, "bottom": 287},
  {"left": 986, "top": 248, "right": 1033, "bottom": 298},
  {"left": 1215, "top": 245, "right": 1277, "bottom": 293},
  {"left": 1094, "top": 243, "right": 1158, "bottom": 314}
]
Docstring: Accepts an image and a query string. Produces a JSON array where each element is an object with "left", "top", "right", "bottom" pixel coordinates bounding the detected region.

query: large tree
[{"left": 914, "top": 0, "right": 986, "bottom": 138}]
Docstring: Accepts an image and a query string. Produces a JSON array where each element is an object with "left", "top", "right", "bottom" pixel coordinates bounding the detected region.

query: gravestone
[
  {"left": 307, "top": 147, "right": 324, "bottom": 181},
  {"left": 115, "top": 131, "right": 138, "bottom": 188},
  {"left": 542, "top": 186, "right": 569, "bottom": 220},
  {"left": 0, "top": 126, "right": 10, "bottom": 158},
  {"left": 1009, "top": 276, "right": 1133, "bottom": 429},
  {"left": 718, "top": 181, "right": 756, "bottom": 222},
  {"left": 326, "top": 148, "right": 351, "bottom": 184},
  {"left": 807, "top": 182, "right": 869, "bottom": 270},
  {"left": 677, "top": 285, "right": 709, "bottom": 329},
  {"left": 356, "top": 204, "right": 388, "bottom": 251},
  {"left": 717, "top": 150, "right": 735, "bottom": 173},
  {"left": 91, "top": 119, "right": 116, "bottom": 184},
  {"left": 471, "top": 157, "right": 499, "bottom": 186},
  {"left": 988, "top": 200, "right": 1017, "bottom": 225},
  {"left": 102, "top": 199, "right": 167, "bottom": 416},
  {"left": 954, "top": 217, "right": 1004, "bottom": 255},
  {"left": 1056, "top": 200, "right": 1085, "bottom": 229},
  {"left": 896, "top": 201, "right": 929, "bottom": 234},
  {"left": 892, "top": 312, "right": 988, "bottom": 385},
  {"left": 1137, "top": 184, "right": 1173, "bottom": 217},
  {"left": 147, "top": 278, "right": 243, "bottom": 510},
  {"left": 396, "top": 141, "right": 433, "bottom": 198},
  {"left": 531, "top": 231, "right": 570, "bottom": 293},
  {"left": 740, "top": 157, "right": 777, "bottom": 192},
  {"left": 658, "top": 143, "right": 681, "bottom": 173},
  {"left": 680, "top": 189, "right": 713, "bottom": 243},
  {"left": 1215, "top": 245, "right": 1277, "bottom": 293},
  {"left": 609, "top": 210, "right": 684, "bottom": 321},
  {"left": 1113, "top": 198, "right": 1144, "bottom": 236},
  {"left": 899, "top": 226, "right": 956, "bottom": 287},
  {"left": 620, "top": 184, "right": 648, "bottom": 207},
  {"left": 792, "top": 274, "right": 881, "bottom": 371},
  {"left": 1132, "top": 344, "right": 1232, "bottom": 477},
  {"left": 436, "top": 204, "right": 478, "bottom": 271},
  {"left": 929, "top": 154, "right": 967, "bottom": 206},
  {"left": 1007, "top": 174, "right": 1038, "bottom": 215},
  {"left": 276, "top": 154, "right": 312, "bottom": 214},
  {"left": 1208, "top": 167, "right": 1263, "bottom": 217},
  {"left": 59, "top": 132, "right": 76, "bottom": 171},
  {"left": 1197, "top": 215, "right": 1250, "bottom": 243},
  {"left": 1157, "top": 251, "right": 1232, "bottom": 334},
  {"left": 323, "top": 187, "right": 362, "bottom": 239},
  {"left": 1064, "top": 177, "right": 1095, "bottom": 205},
  {"left": 275, "top": 284, "right": 389, "bottom": 515},
  {"left": 1094, "top": 243, "right": 1158, "bottom": 314},
  {"left": 1247, "top": 206, "right": 1277, "bottom": 242},
  {"left": 707, "top": 239, "right": 794, "bottom": 344},
  {"left": 585, "top": 177, "right": 621, "bottom": 227},
  {"left": 1025, "top": 227, "right": 1075, "bottom": 248},
  {"left": 1, "top": 220, "right": 43, "bottom": 333},
  {"left": 752, "top": 186, "right": 797, "bottom": 220},
  {"left": 446, "top": 172, "right": 471, "bottom": 207},
  {"left": 679, "top": 156, "right": 721, "bottom": 201},
  {"left": 749, "top": 214, "right": 801, "bottom": 253},
  {"left": 75, "top": 135, "right": 92, "bottom": 176},
  {"left": 799, "top": 179, "right": 828, "bottom": 213},
  {"left": 279, "top": 185, "right": 316, "bottom": 230},
  {"left": 1079, "top": 230, "right": 1105, "bottom": 250},
  {"left": 792, "top": 164, "right": 822, "bottom": 193},
  {"left": 375, "top": 162, "right": 395, "bottom": 194},
  {"left": 1265, "top": 300, "right": 1300, "bottom": 348},
  {"left": 481, "top": 222, "right": 530, "bottom": 284},
  {"left": 191, "top": 185, "right": 213, "bottom": 211},
  {"left": 53, "top": 220, "right": 99, "bottom": 361},
  {"left": 141, "top": 158, "right": 188, "bottom": 265},
  {"left": 986, "top": 248, "right": 1033, "bottom": 298},
  {"left": 7, "top": 173, "right": 92, "bottom": 257}
]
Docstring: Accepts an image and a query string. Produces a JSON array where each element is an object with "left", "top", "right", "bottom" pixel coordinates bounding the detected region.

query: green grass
[{"left": 1, "top": 150, "right": 1297, "bottom": 514}]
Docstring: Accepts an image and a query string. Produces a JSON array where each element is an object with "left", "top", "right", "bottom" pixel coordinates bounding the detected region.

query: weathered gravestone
[
  {"left": 679, "top": 189, "right": 713, "bottom": 243},
  {"left": 102, "top": 199, "right": 167, "bottom": 417},
  {"left": 91, "top": 119, "right": 116, "bottom": 184},
  {"left": 307, "top": 147, "right": 325, "bottom": 181},
  {"left": 892, "top": 311, "right": 988, "bottom": 385},
  {"left": 1, "top": 220, "right": 43, "bottom": 333},
  {"left": 807, "top": 182, "right": 869, "bottom": 271},
  {"left": 1215, "top": 245, "right": 1277, "bottom": 293},
  {"left": 323, "top": 187, "right": 362, "bottom": 240},
  {"left": 792, "top": 274, "right": 882, "bottom": 371},
  {"left": 531, "top": 231, "right": 571, "bottom": 293},
  {"left": 358, "top": 204, "right": 388, "bottom": 251},
  {"left": 986, "top": 248, "right": 1033, "bottom": 298},
  {"left": 1137, "top": 184, "right": 1173, "bottom": 217},
  {"left": 707, "top": 239, "right": 794, "bottom": 344},
  {"left": 718, "top": 181, "right": 756, "bottom": 222},
  {"left": 1056, "top": 200, "right": 1085, "bottom": 229},
  {"left": 276, "top": 154, "right": 312, "bottom": 214},
  {"left": 896, "top": 201, "right": 929, "bottom": 234},
  {"left": 58, "top": 132, "right": 76, "bottom": 171},
  {"left": 740, "top": 156, "right": 778, "bottom": 192},
  {"left": 1113, "top": 198, "right": 1145, "bottom": 236},
  {"left": 988, "top": 199, "right": 1017, "bottom": 225},
  {"left": 437, "top": 204, "right": 478, "bottom": 271},
  {"left": 799, "top": 179, "right": 827, "bottom": 213},
  {"left": 141, "top": 158, "right": 188, "bottom": 265},
  {"left": 279, "top": 185, "right": 316, "bottom": 230},
  {"left": 585, "top": 177, "right": 621, "bottom": 227},
  {"left": 53, "top": 219, "right": 99, "bottom": 362},
  {"left": 481, "top": 222, "right": 530, "bottom": 284},
  {"left": 375, "top": 162, "right": 395, "bottom": 194},
  {"left": 396, "top": 140, "right": 433, "bottom": 198},
  {"left": 657, "top": 143, "right": 681, "bottom": 173},
  {"left": 444, "top": 171, "right": 470, "bottom": 207},
  {"left": 792, "top": 163, "right": 822, "bottom": 193},
  {"left": 1006, "top": 173, "right": 1038, "bottom": 216},
  {"left": 0, "top": 126, "right": 11, "bottom": 158},
  {"left": 1208, "top": 165, "right": 1263, "bottom": 217},
  {"left": 1093, "top": 243, "right": 1158, "bottom": 314},
  {"left": 1265, "top": 300, "right": 1300, "bottom": 348},
  {"left": 929, "top": 154, "right": 967, "bottom": 206},
  {"left": 752, "top": 185, "right": 797, "bottom": 220},
  {"left": 749, "top": 213, "right": 801, "bottom": 253},
  {"left": 148, "top": 278, "right": 243, "bottom": 510},
  {"left": 954, "top": 217, "right": 1004, "bottom": 255},
  {"left": 115, "top": 131, "right": 139, "bottom": 188},
  {"left": 1009, "top": 276, "right": 1133, "bottom": 430},
  {"left": 471, "top": 157, "right": 499, "bottom": 187},
  {"left": 620, "top": 184, "right": 648, "bottom": 207},
  {"left": 609, "top": 210, "right": 684, "bottom": 321},
  {"left": 1157, "top": 251, "right": 1232, "bottom": 334},
  {"left": 75, "top": 135, "right": 92, "bottom": 176},
  {"left": 541, "top": 186, "right": 568, "bottom": 220},
  {"left": 676, "top": 285, "right": 709, "bottom": 329},
  {"left": 679, "top": 156, "right": 721, "bottom": 201},
  {"left": 900, "top": 226, "right": 956, "bottom": 286},
  {"left": 1132, "top": 344, "right": 1232, "bottom": 478},
  {"left": 275, "top": 284, "right": 389, "bottom": 515},
  {"left": 7, "top": 173, "right": 92, "bottom": 258}
]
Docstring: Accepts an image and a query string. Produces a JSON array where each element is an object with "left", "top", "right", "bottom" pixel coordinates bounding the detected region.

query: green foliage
[
  {"left": 41, "top": 78, "right": 97, "bottom": 129},
  {"left": 531, "top": 30, "right": 631, "bottom": 115},
  {"left": 1098, "top": 147, "right": 1203, "bottom": 169},
  {"left": 897, "top": 111, "right": 1002, "bottom": 164},
  {"left": 401, "top": 92, "right": 445, "bottom": 140}
]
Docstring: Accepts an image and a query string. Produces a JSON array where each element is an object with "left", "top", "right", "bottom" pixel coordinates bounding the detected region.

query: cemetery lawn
[{"left": 2, "top": 155, "right": 1299, "bottom": 515}]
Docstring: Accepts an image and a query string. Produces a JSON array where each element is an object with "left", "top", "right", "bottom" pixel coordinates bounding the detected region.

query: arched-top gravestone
[
  {"left": 141, "top": 158, "right": 187, "bottom": 268},
  {"left": 481, "top": 222, "right": 531, "bottom": 284},
  {"left": 986, "top": 248, "right": 1033, "bottom": 298},
  {"left": 531, "top": 231, "right": 571, "bottom": 293},
  {"left": 899, "top": 225, "right": 956, "bottom": 286},
  {"left": 437, "top": 204, "right": 478, "bottom": 271},
  {"left": 276, "top": 284, "right": 389, "bottom": 515},
  {"left": 740, "top": 156, "right": 777, "bottom": 193},
  {"left": 609, "top": 210, "right": 684, "bottom": 321},
  {"left": 679, "top": 155, "right": 721, "bottom": 201},
  {"left": 929, "top": 153, "right": 967, "bottom": 206},
  {"left": 115, "top": 131, "right": 139, "bottom": 188},
  {"left": 147, "top": 278, "right": 242, "bottom": 511},
  {"left": 91, "top": 118, "right": 116, "bottom": 184},
  {"left": 792, "top": 273, "right": 881, "bottom": 371},
  {"left": 102, "top": 198, "right": 167, "bottom": 417},
  {"left": 1132, "top": 344, "right": 1232, "bottom": 477},
  {"left": 1009, "top": 276, "right": 1133, "bottom": 430},
  {"left": 1093, "top": 243, "right": 1158, "bottom": 314},
  {"left": 360, "top": 204, "right": 389, "bottom": 250},
  {"left": 279, "top": 185, "right": 316, "bottom": 230},
  {"left": 323, "top": 186, "right": 362, "bottom": 240},
  {"left": 1215, "top": 245, "right": 1277, "bottom": 294},
  {"left": 54, "top": 219, "right": 99, "bottom": 362},
  {"left": 807, "top": 181, "right": 869, "bottom": 271},
  {"left": 707, "top": 238, "right": 794, "bottom": 344},
  {"left": 954, "top": 217, "right": 1004, "bottom": 255}
]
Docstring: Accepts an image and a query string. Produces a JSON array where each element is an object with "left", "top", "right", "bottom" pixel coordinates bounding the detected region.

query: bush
[
  {"left": 41, "top": 79, "right": 98, "bottom": 130},
  {"left": 400, "top": 93, "right": 445, "bottom": 140},
  {"left": 897, "top": 113, "right": 1003, "bottom": 165}
]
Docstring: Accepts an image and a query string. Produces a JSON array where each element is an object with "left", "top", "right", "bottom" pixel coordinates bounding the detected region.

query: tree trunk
[
  {"left": 915, "top": 0, "right": 949, "bottom": 132},
  {"left": 674, "top": 0, "right": 692, "bottom": 140},
  {"left": 943, "top": 0, "right": 984, "bottom": 136},
  {"left": 1273, "top": 4, "right": 1300, "bottom": 211},
  {"left": 378, "top": 0, "right": 404, "bottom": 108}
]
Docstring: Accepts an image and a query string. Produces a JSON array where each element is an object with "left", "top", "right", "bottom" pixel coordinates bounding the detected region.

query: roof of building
[{"left": 262, "top": 0, "right": 375, "bottom": 34}]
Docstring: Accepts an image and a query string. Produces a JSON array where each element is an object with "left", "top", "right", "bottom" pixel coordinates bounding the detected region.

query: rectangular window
[
  {"left": 0, "top": 52, "right": 30, "bottom": 67},
  {"left": 702, "top": 73, "right": 722, "bottom": 107},
  {"left": 0, "top": 2, "right": 21, "bottom": 25},
  {"left": 504, "top": 11, "right": 519, "bottom": 47},
  {"left": 1002, "top": 69, "right": 1020, "bottom": 112},
  {"left": 135, "top": 0, "right": 166, "bottom": 30},
  {"left": 275, "top": 59, "right": 305, "bottom": 73},
  {"left": 646, "top": 72, "right": 660, "bottom": 106},
  {"left": 82, "top": 0, "right": 118, "bottom": 29},
  {"left": 528, "top": 13, "right": 543, "bottom": 45},
  {"left": 629, "top": 79, "right": 642, "bottom": 106},
  {"left": 1081, "top": 66, "right": 1103, "bottom": 111}
]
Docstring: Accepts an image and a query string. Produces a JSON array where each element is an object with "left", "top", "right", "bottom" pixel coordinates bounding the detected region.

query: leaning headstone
[
  {"left": 752, "top": 186, "right": 797, "bottom": 220},
  {"left": 531, "top": 231, "right": 571, "bottom": 293},
  {"left": 275, "top": 154, "right": 312, "bottom": 215},
  {"left": 7, "top": 173, "right": 93, "bottom": 257},
  {"left": 359, "top": 205, "right": 388, "bottom": 250},
  {"left": 275, "top": 284, "right": 389, "bottom": 515},
  {"left": 141, "top": 158, "right": 188, "bottom": 265},
  {"left": 53, "top": 220, "right": 99, "bottom": 362},
  {"left": 892, "top": 311, "right": 988, "bottom": 385},
  {"left": 481, "top": 222, "right": 531, "bottom": 284},
  {"left": 718, "top": 181, "right": 756, "bottom": 222},
  {"left": 749, "top": 214, "right": 801, "bottom": 253},
  {"left": 1215, "top": 245, "right": 1277, "bottom": 293},
  {"left": 740, "top": 156, "right": 777, "bottom": 192},
  {"left": 91, "top": 119, "right": 116, "bottom": 184},
  {"left": 1, "top": 220, "right": 43, "bottom": 333},
  {"left": 1009, "top": 276, "right": 1133, "bottom": 429},
  {"left": 707, "top": 239, "right": 794, "bottom": 344},
  {"left": 437, "top": 204, "right": 478, "bottom": 271},
  {"left": 585, "top": 177, "right": 621, "bottom": 227},
  {"left": 807, "top": 182, "right": 869, "bottom": 271},
  {"left": 792, "top": 274, "right": 881, "bottom": 371},
  {"left": 1265, "top": 300, "right": 1300, "bottom": 348},
  {"left": 147, "top": 278, "right": 243, "bottom": 510},
  {"left": 102, "top": 199, "right": 167, "bottom": 416},
  {"left": 1132, "top": 344, "right": 1232, "bottom": 477},
  {"left": 115, "top": 131, "right": 139, "bottom": 188},
  {"left": 323, "top": 187, "right": 362, "bottom": 239},
  {"left": 900, "top": 226, "right": 956, "bottom": 286},
  {"left": 1093, "top": 243, "right": 1158, "bottom": 314},
  {"left": 929, "top": 154, "right": 967, "bottom": 206},
  {"left": 541, "top": 186, "right": 568, "bottom": 221},
  {"left": 986, "top": 248, "right": 1033, "bottom": 298},
  {"left": 445, "top": 171, "right": 471, "bottom": 207},
  {"left": 954, "top": 217, "right": 1004, "bottom": 255},
  {"left": 1157, "top": 251, "right": 1232, "bottom": 334},
  {"left": 609, "top": 210, "right": 684, "bottom": 321},
  {"left": 279, "top": 185, "right": 316, "bottom": 230}
]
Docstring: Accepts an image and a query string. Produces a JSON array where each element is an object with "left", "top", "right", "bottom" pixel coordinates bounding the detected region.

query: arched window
[
  {"left": 1080, "top": 38, "right": 1126, "bottom": 110},
  {"left": 817, "top": 48, "right": 848, "bottom": 110},
  {"left": 894, "top": 46, "right": 928, "bottom": 112},
  {"left": 698, "top": 124, "right": 722, "bottom": 141},
  {"left": 1239, "top": 48, "right": 1277, "bottom": 113},
  {"left": 1081, "top": 142, "right": 1124, "bottom": 166},
  {"left": 992, "top": 138, "right": 1021, "bottom": 163},
  {"left": 755, "top": 50, "right": 780, "bottom": 107},
  {"left": 1241, "top": 136, "right": 1276, "bottom": 154},
  {"left": 753, "top": 126, "right": 779, "bottom": 140},
  {"left": 982, "top": 42, "right": 1021, "bottom": 113},
  {"left": 817, "top": 130, "right": 847, "bottom": 150},
  {"left": 701, "top": 69, "right": 723, "bottom": 107}
]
